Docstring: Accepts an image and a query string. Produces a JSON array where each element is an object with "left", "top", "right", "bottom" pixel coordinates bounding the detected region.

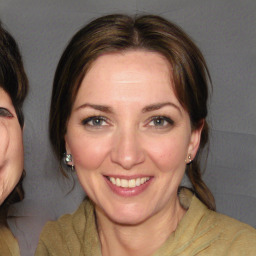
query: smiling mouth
[{"left": 107, "top": 176, "right": 150, "bottom": 188}]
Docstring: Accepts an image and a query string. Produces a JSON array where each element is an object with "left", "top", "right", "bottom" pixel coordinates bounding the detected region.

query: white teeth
[
  {"left": 110, "top": 177, "right": 116, "bottom": 185},
  {"left": 109, "top": 177, "right": 150, "bottom": 188},
  {"left": 121, "top": 179, "right": 128, "bottom": 188},
  {"left": 129, "top": 179, "right": 136, "bottom": 188}
]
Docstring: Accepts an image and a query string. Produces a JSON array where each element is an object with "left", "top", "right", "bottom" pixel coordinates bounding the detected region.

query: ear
[
  {"left": 65, "top": 135, "right": 71, "bottom": 153},
  {"left": 187, "top": 120, "right": 204, "bottom": 161}
]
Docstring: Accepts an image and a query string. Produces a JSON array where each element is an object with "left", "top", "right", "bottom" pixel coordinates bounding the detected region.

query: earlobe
[
  {"left": 65, "top": 136, "right": 73, "bottom": 163},
  {"left": 64, "top": 137, "right": 75, "bottom": 170}
]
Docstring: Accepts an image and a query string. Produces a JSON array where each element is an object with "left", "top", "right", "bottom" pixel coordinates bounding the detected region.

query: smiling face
[
  {"left": 0, "top": 87, "right": 24, "bottom": 205},
  {"left": 65, "top": 50, "right": 202, "bottom": 225}
]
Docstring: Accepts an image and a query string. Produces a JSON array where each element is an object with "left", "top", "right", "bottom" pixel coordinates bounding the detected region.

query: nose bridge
[{"left": 110, "top": 124, "right": 145, "bottom": 170}]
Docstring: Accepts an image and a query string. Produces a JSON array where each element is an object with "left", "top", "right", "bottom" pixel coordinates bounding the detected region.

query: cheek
[
  {"left": 8, "top": 126, "right": 24, "bottom": 174},
  {"left": 68, "top": 135, "right": 111, "bottom": 170},
  {"left": 0, "top": 124, "right": 23, "bottom": 204},
  {"left": 145, "top": 135, "right": 188, "bottom": 172},
  {"left": 0, "top": 122, "right": 9, "bottom": 167},
  {"left": 0, "top": 122, "right": 23, "bottom": 168},
  {"left": 12, "top": 129, "right": 24, "bottom": 166}
]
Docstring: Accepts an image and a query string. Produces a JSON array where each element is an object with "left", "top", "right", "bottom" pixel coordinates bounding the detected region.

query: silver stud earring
[
  {"left": 64, "top": 153, "right": 75, "bottom": 171},
  {"left": 64, "top": 153, "right": 72, "bottom": 165}
]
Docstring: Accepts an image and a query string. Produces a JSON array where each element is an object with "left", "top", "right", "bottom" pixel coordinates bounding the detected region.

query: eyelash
[
  {"left": 0, "top": 107, "right": 13, "bottom": 118},
  {"left": 81, "top": 115, "right": 174, "bottom": 129},
  {"left": 81, "top": 116, "right": 108, "bottom": 127},
  {"left": 148, "top": 116, "right": 174, "bottom": 128}
]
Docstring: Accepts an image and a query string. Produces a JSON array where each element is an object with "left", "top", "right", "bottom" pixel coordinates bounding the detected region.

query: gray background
[{"left": 0, "top": 0, "right": 255, "bottom": 255}]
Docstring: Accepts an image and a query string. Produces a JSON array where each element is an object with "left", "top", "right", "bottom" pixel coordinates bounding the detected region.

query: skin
[
  {"left": 0, "top": 87, "right": 24, "bottom": 205},
  {"left": 65, "top": 50, "right": 202, "bottom": 256}
]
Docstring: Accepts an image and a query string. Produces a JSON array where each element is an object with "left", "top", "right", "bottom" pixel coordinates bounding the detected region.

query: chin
[{"left": 105, "top": 203, "right": 151, "bottom": 226}]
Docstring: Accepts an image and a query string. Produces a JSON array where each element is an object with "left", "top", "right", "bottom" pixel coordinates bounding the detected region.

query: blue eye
[
  {"left": 149, "top": 116, "right": 174, "bottom": 127},
  {"left": 82, "top": 116, "right": 107, "bottom": 127}
]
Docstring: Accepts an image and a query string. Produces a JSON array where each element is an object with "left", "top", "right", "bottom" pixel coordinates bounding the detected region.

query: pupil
[
  {"left": 155, "top": 118, "right": 163, "bottom": 125},
  {"left": 93, "top": 119, "right": 101, "bottom": 125}
]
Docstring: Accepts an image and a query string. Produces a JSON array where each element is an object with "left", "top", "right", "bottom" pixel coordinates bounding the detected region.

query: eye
[
  {"left": 81, "top": 116, "right": 108, "bottom": 127},
  {"left": 148, "top": 116, "right": 174, "bottom": 128},
  {"left": 0, "top": 107, "right": 13, "bottom": 118}
]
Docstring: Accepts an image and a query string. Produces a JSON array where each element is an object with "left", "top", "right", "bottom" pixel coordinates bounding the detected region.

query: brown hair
[
  {"left": 49, "top": 14, "right": 215, "bottom": 210},
  {"left": 0, "top": 22, "right": 28, "bottom": 224}
]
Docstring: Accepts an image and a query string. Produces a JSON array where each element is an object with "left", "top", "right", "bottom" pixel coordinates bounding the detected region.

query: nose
[{"left": 110, "top": 127, "right": 145, "bottom": 170}]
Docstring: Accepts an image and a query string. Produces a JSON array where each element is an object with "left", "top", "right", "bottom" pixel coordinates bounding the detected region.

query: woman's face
[
  {"left": 0, "top": 87, "right": 24, "bottom": 205},
  {"left": 65, "top": 50, "right": 202, "bottom": 225}
]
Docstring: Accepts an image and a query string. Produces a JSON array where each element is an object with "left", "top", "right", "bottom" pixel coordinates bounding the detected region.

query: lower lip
[{"left": 105, "top": 177, "right": 153, "bottom": 197}]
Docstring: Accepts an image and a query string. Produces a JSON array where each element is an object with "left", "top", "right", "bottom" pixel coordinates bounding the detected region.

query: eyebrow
[
  {"left": 76, "top": 102, "right": 181, "bottom": 114},
  {"left": 142, "top": 102, "right": 182, "bottom": 114},
  {"left": 75, "top": 103, "right": 113, "bottom": 113}
]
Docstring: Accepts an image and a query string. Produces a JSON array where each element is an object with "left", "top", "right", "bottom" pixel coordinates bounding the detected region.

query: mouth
[
  {"left": 107, "top": 176, "right": 150, "bottom": 188},
  {"left": 105, "top": 175, "right": 153, "bottom": 197}
]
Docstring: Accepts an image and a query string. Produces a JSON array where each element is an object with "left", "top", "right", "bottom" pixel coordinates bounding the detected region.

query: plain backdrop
[{"left": 0, "top": 1, "right": 255, "bottom": 255}]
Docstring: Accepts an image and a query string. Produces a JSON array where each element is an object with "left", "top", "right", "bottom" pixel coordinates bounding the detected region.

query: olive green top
[
  {"left": 35, "top": 189, "right": 256, "bottom": 255},
  {"left": 0, "top": 225, "right": 20, "bottom": 256}
]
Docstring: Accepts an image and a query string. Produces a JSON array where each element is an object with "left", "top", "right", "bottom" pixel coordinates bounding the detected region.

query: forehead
[
  {"left": 74, "top": 50, "right": 179, "bottom": 107},
  {"left": 87, "top": 50, "right": 172, "bottom": 81},
  {"left": 0, "top": 87, "right": 13, "bottom": 105}
]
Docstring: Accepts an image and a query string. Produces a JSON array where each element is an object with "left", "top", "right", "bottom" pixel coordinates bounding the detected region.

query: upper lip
[{"left": 104, "top": 174, "right": 153, "bottom": 179}]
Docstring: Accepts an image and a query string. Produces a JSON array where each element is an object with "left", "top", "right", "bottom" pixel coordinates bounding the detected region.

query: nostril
[{"left": 110, "top": 148, "right": 145, "bottom": 170}]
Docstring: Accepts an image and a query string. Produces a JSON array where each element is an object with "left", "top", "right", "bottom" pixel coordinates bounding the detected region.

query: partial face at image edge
[{"left": 0, "top": 87, "right": 24, "bottom": 205}]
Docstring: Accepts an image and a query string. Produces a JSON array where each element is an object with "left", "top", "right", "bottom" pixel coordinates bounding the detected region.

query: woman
[
  {"left": 36, "top": 14, "right": 256, "bottom": 255},
  {"left": 0, "top": 22, "right": 28, "bottom": 255}
]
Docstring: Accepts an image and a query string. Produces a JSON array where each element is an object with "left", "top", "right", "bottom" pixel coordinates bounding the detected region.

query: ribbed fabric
[
  {"left": 0, "top": 225, "right": 20, "bottom": 256},
  {"left": 35, "top": 189, "right": 256, "bottom": 255}
]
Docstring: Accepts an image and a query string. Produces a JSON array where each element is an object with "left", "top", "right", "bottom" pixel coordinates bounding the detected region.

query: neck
[{"left": 95, "top": 196, "right": 186, "bottom": 256}]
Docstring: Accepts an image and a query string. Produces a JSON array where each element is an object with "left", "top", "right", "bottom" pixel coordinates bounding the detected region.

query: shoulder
[
  {"left": 41, "top": 199, "right": 87, "bottom": 235},
  {"left": 35, "top": 200, "right": 90, "bottom": 255},
  {"left": 0, "top": 225, "right": 20, "bottom": 256},
  {"left": 208, "top": 210, "right": 256, "bottom": 241},
  {"left": 182, "top": 189, "right": 256, "bottom": 240},
  {"left": 210, "top": 210, "right": 256, "bottom": 233},
  {"left": 179, "top": 190, "right": 256, "bottom": 255},
  {"left": 197, "top": 200, "right": 256, "bottom": 254}
]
